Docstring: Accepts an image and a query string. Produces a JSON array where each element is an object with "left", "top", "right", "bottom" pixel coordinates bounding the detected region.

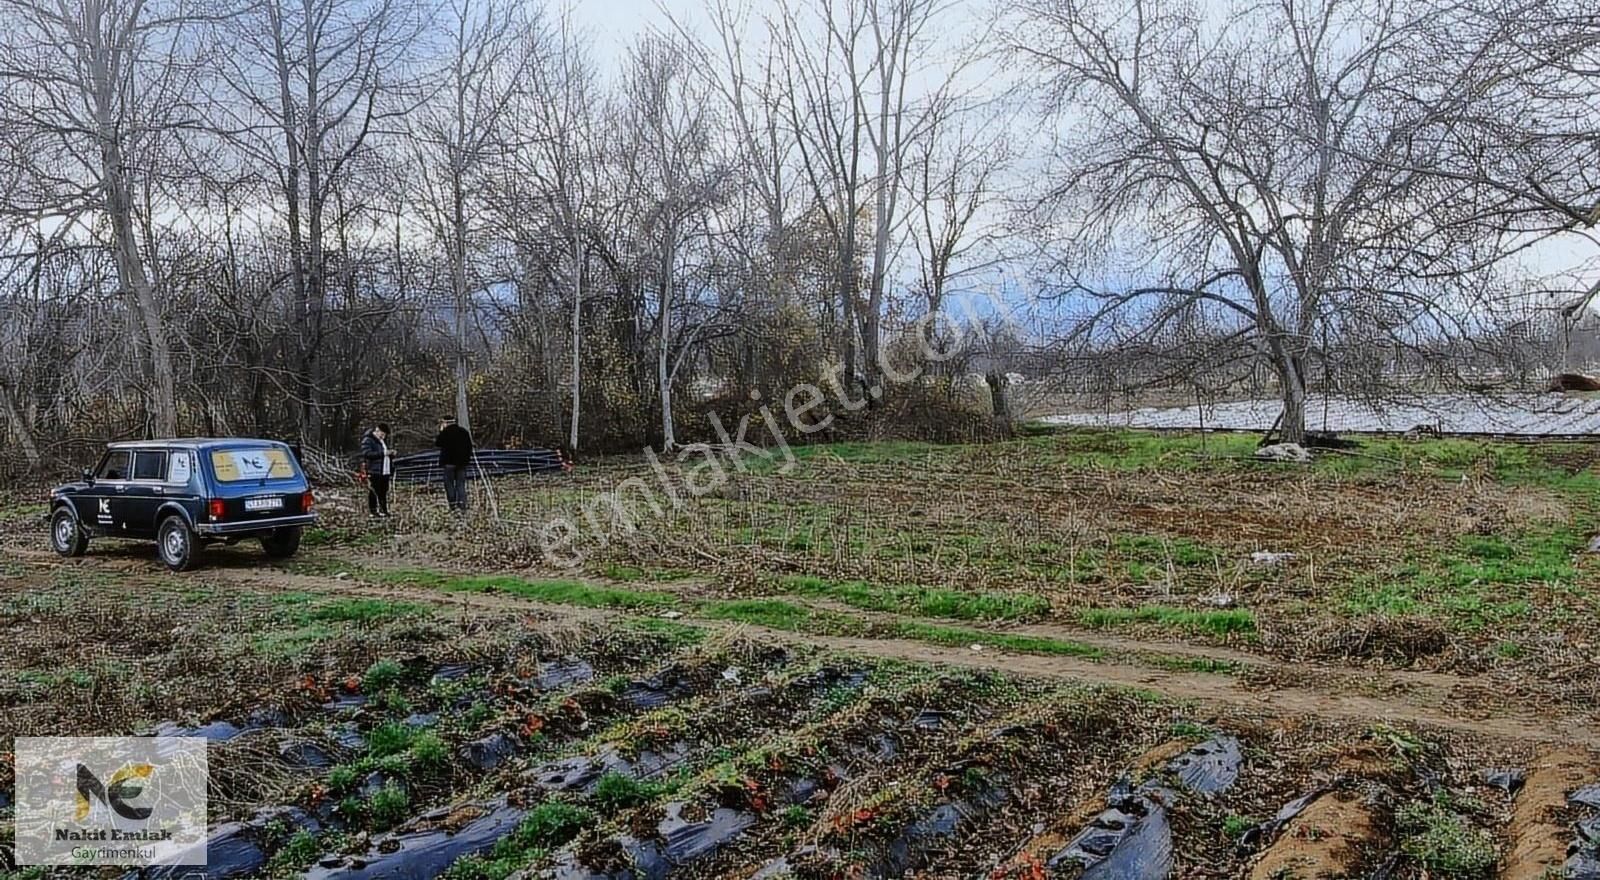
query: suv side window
[
  {"left": 168, "top": 450, "right": 193, "bottom": 484},
  {"left": 132, "top": 451, "right": 168, "bottom": 481},
  {"left": 97, "top": 451, "right": 131, "bottom": 481}
]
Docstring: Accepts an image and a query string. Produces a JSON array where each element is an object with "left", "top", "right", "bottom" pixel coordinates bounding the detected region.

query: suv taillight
[
  {"left": 301, "top": 491, "right": 315, "bottom": 513},
  {"left": 208, "top": 499, "right": 225, "bottom": 520}
]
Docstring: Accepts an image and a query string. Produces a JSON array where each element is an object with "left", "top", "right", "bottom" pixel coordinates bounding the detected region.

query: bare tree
[
  {"left": 618, "top": 35, "right": 730, "bottom": 449},
  {"left": 503, "top": 13, "right": 596, "bottom": 452},
  {"left": 220, "top": 0, "right": 417, "bottom": 443},
  {"left": 1451, "top": 1, "right": 1600, "bottom": 319},
  {"left": 1011, "top": 0, "right": 1537, "bottom": 442},
  {"left": 906, "top": 107, "right": 1006, "bottom": 319},
  {"left": 770, "top": 0, "right": 968, "bottom": 397},
  {"left": 0, "top": 0, "right": 209, "bottom": 437},
  {"left": 406, "top": 0, "right": 528, "bottom": 432}
]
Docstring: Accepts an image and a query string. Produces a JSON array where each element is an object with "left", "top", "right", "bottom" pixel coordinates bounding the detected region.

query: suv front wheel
[
  {"left": 50, "top": 507, "right": 88, "bottom": 557},
  {"left": 157, "top": 515, "right": 198, "bottom": 571},
  {"left": 261, "top": 526, "right": 302, "bottom": 560}
]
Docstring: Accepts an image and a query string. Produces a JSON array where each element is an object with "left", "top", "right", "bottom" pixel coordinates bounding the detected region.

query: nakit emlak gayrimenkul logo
[
  {"left": 14, "top": 737, "right": 209, "bottom": 866},
  {"left": 75, "top": 761, "right": 155, "bottom": 822}
]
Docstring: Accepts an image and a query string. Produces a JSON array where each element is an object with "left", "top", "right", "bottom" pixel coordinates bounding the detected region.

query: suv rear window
[
  {"left": 168, "top": 451, "right": 194, "bottom": 483},
  {"left": 210, "top": 447, "right": 298, "bottom": 482}
]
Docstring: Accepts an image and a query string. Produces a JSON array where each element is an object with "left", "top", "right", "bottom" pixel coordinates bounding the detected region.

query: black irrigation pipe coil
[{"left": 376, "top": 448, "right": 571, "bottom": 484}]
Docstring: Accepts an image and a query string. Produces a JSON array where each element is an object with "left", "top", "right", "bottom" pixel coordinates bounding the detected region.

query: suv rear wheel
[
  {"left": 157, "top": 515, "right": 197, "bottom": 571},
  {"left": 50, "top": 507, "right": 88, "bottom": 557},
  {"left": 261, "top": 526, "right": 302, "bottom": 560}
]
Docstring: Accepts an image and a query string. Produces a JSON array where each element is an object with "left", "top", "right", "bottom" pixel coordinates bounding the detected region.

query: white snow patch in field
[{"left": 1042, "top": 393, "right": 1600, "bottom": 436}]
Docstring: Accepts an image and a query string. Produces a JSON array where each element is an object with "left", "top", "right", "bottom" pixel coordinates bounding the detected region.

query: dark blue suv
[{"left": 48, "top": 439, "right": 317, "bottom": 571}]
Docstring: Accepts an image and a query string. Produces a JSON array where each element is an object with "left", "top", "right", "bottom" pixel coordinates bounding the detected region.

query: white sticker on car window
[
  {"left": 211, "top": 448, "right": 294, "bottom": 482},
  {"left": 169, "top": 451, "right": 192, "bottom": 483}
]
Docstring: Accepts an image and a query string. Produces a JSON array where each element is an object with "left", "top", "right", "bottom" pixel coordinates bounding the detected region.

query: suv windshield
[{"left": 210, "top": 447, "right": 298, "bottom": 482}]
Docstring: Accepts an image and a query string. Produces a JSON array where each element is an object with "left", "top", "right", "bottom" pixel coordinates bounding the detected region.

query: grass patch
[
  {"left": 368, "top": 782, "right": 409, "bottom": 831},
  {"left": 700, "top": 599, "right": 865, "bottom": 635},
  {"left": 382, "top": 570, "right": 679, "bottom": 611},
  {"left": 592, "top": 771, "right": 673, "bottom": 812},
  {"left": 16, "top": 668, "right": 95, "bottom": 689},
  {"left": 367, "top": 722, "right": 420, "bottom": 758},
  {"left": 1222, "top": 814, "right": 1259, "bottom": 839},
  {"left": 301, "top": 526, "right": 385, "bottom": 549},
  {"left": 327, "top": 726, "right": 449, "bottom": 793},
  {"left": 1396, "top": 797, "right": 1496, "bottom": 877},
  {"left": 1494, "top": 640, "right": 1527, "bottom": 660},
  {"left": 310, "top": 598, "right": 432, "bottom": 623},
  {"left": 1342, "top": 527, "right": 1578, "bottom": 629},
  {"left": 892, "top": 621, "right": 1105, "bottom": 659},
  {"left": 265, "top": 829, "right": 334, "bottom": 874},
  {"left": 1077, "top": 605, "right": 1256, "bottom": 637},
  {"left": 441, "top": 802, "right": 597, "bottom": 880},
  {"left": 1139, "top": 653, "right": 1242, "bottom": 674},
  {"left": 746, "top": 440, "right": 951, "bottom": 472},
  {"left": 777, "top": 574, "right": 1049, "bottom": 621},
  {"left": 600, "top": 563, "right": 645, "bottom": 581},
  {"left": 409, "top": 730, "right": 448, "bottom": 770},
  {"left": 250, "top": 624, "right": 333, "bottom": 660},
  {"left": 622, "top": 617, "right": 706, "bottom": 646},
  {"left": 362, "top": 660, "right": 406, "bottom": 693},
  {"left": 1113, "top": 534, "right": 1219, "bottom": 567}
]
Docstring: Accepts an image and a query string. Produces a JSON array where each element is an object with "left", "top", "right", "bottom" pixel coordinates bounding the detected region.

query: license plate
[{"left": 244, "top": 497, "right": 283, "bottom": 512}]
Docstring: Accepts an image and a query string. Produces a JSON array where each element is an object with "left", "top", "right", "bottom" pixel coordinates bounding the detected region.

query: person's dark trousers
[
  {"left": 368, "top": 475, "right": 391, "bottom": 516},
  {"left": 442, "top": 465, "right": 469, "bottom": 511}
]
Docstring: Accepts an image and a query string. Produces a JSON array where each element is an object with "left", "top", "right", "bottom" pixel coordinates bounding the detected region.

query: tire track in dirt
[{"left": 8, "top": 551, "right": 1597, "bottom": 747}]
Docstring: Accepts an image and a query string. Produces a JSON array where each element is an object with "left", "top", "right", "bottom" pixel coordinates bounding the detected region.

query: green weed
[
  {"left": 777, "top": 575, "right": 1049, "bottom": 621},
  {"left": 1396, "top": 797, "right": 1497, "bottom": 877},
  {"left": 1077, "top": 606, "right": 1256, "bottom": 636},
  {"left": 362, "top": 660, "right": 406, "bottom": 693},
  {"left": 384, "top": 571, "right": 679, "bottom": 611},
  {"left": 701, "top": 599, "right": 866, "bottom": 635},
  {"left": 1140, "top": 654, "right": 1242, "bottom": 674},
  {"left": 892, "top": 622, "right": 1105, "bottom": 659},
  {"left": 368, "top": 783, "right": 409, "bottom": 831},
  {"left": 593, "top": 771, "right": 669, "bottom": 812}
]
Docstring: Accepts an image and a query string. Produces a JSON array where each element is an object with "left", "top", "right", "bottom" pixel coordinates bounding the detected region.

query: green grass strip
[
  {"left": 892, "top": 622, "right": 1105, "bottom": 659},
  {"left": 700, "top": 599, "right": 866, "bottom": 635},
  {"left": 778, "top": 574, "right": 1049, "bottom": 621},
  {"left": 1077, "top": 605, "right": 1255, "bottom": 636},
  {"left": 1136, "top": 653, "right": 1243, "bottom": 674},
  {"left": 382, "top": 570, "right": 679, "bottom": 611}
]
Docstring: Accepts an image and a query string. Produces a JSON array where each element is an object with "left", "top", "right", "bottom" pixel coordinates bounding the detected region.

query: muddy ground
[{"left": 3, "top": 429, "right": 1600, "bottom": 878}]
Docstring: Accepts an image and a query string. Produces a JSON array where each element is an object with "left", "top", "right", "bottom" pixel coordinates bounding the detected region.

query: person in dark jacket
[
  {"left": 360, "top": 423, "right": 394, "bottom": 517},
  {"left": 435, "top": 416, "right": 473, "bottom": 512}
]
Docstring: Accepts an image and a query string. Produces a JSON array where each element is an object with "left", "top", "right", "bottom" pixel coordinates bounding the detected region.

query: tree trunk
[
  {"left": 568, "top": 237, "right": 583, "bottom": 452},
  {"left": 302, "top": 0, "right": 326, "bottom": 446},
  {"left": 985, "top": 370, "right": 1013, "bottom": 434},
  {"left": 100, "top": 136, "right": 178, "bottom": 438},
  {"left": 658, "top": 332, "right": 675, "bottom": 450},
  {"left": 1277, "top": 359, "right": 1308, "bottom": 445},
  {"left": 658, "top": 233, "right": 677, "bottom": 451},
  {"left": 526, "top": 265, "right": 564, "bottom": 441},
  {"left": 452, "top": 172, "right": 471, "bottom": 432},
  {"left": 0, "top": 383, "right": 40, "bottom": 468}
]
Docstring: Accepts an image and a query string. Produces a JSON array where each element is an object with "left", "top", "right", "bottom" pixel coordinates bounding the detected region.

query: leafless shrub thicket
[{"left": 0, "top": 0, "right": 1595, "bottom": 478}]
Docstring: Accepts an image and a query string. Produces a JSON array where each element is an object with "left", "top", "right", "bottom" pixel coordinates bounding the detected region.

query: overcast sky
[
  {"left": 569, "top": 0, "right": 703, "bottom": 64},
  {"left": 557, "top": 0, "right": 1600, "bottom": 310}
]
